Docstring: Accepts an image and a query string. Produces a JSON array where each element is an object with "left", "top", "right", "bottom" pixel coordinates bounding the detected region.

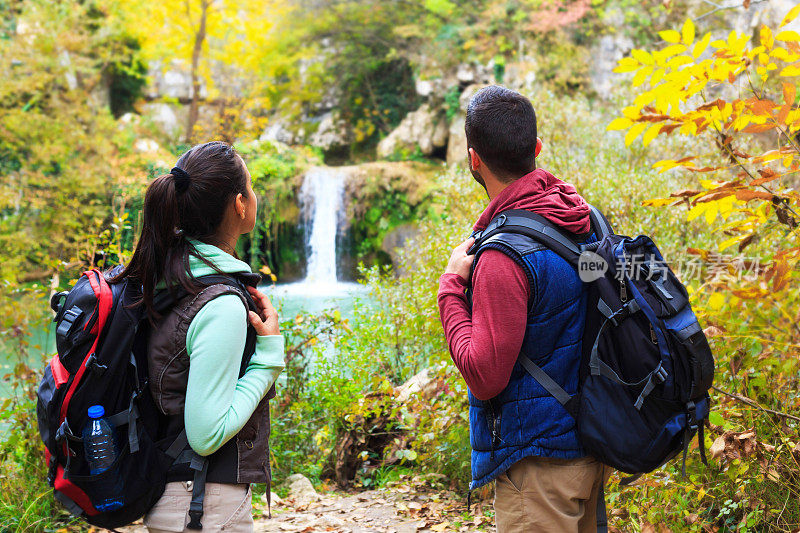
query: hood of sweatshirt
[{"left": 473, "top": 168, "right": 590, "bottom": 234}]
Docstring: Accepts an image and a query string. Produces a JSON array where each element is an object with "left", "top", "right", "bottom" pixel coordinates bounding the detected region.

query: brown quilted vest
[{"left": 147, "top": 278, "right": 273, "bottom": 485}]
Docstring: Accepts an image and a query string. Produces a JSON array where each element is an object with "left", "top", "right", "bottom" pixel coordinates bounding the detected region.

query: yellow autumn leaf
[
  {"left": 642, "top": 123, "right": 662, "bottom": 146},
  {"left": 780, "top": 4, "right": 800, "bottom": 28},
  {"left": 653, "top": 159, "right": 678, "bottom": 172},
  {"left": 632, "top": 48, "right": 653, "bottom": 65},
  {"left": 614, "top": 63, "right": 641, "bottom": 74},
  {"left": 632, "top": 66, "right": 654, "bottom": 87},
  {"left": 625, "top": 122, "right": 648, "bottom": 146},
  {"left": 704, "top": 202, "right": 718, "bottom": 224},
  {"left": 431, "top": 523, "right": 449, "bottom": 532},
  {"left": 651, "top": 67, "right": 665, "bottom": 85},
  {"left": 687, "top": 203, "right": 706, "bottom": 222},
  {"left": 659, "top": 30, "right": 681, "bottom": 43},
  {"left": 682, "top": 18, "right": 695, "bottom": 45},
  {"left": 643, "top": 197, "right": 677, "bottom": 207},
  {"left": 667, "top": 55, "right": 693, "bottom": 69},
  {"left": 622, "top": 106, "right": 641, "bottom": 120},
  {"left": 780, "top": 64, "right": 800, "bottom": 77},
  {"left": 661, "top": 44, "right": 688, "bottom": 58},
  {"left": 776, "top": 30, "right": 800, "bottom": 42},
  {"left": 692, "top": 33, "right": 711, "bottom": 58},
  {"left": 607, "top": 117, "right": 633, "bottom": 131},
  {"left": 718, "top": 235, "right": 742, "bottom": 252},
  {"left": 708, "top": 292, "right": 725, "bottom": 310},
  {"left": 761, "top": 25, "right": 774, "bottom": 49}
]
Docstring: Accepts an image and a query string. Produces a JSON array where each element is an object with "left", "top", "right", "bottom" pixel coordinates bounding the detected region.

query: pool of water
[
  {"left": 0, "top": 282, "right": 369, "bottom": 400},
  {"left": 264, "top": 281, "right": 367, "bottom": 317}
]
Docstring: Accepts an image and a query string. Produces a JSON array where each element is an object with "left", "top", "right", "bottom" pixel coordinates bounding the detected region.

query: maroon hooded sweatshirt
[{"left": 438, "top": 168, "right": 591, "bottom": 401}]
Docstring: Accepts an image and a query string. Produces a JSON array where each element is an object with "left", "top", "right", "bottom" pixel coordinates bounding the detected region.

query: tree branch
[{"left": 712, "top": 385, "right": 800, "bottom": 422}]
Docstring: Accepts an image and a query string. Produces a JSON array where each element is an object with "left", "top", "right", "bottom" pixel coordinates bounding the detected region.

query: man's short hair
[{"left": 465, "top": 85, "right": 537, "bottom": 180}]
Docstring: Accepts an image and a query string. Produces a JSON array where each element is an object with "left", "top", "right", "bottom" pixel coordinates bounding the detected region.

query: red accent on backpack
[
  {"left": 50, "top": 355, "right": 70, "bottom": 389},
  {"left": 45, "top": 449, "right": 99, "bottom": 516},
  {"left": 58, "top": 270, "right": 113, "bottom": 426}
]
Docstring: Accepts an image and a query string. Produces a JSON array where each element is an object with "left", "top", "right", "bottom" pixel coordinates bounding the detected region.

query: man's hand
[
  {"left": 444, "top": 237, "right": 476, "bottom": 281},
  {"left": 246, "top": 286, "right": 280, "bottom": 336}
]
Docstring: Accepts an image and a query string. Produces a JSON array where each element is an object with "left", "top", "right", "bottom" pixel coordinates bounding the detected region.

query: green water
[
  {"left": 0, "top": 283, "right": 368, "bottom": 401},
  {"left": 0, "top": 323, "right": 56, "bottom": 400}
]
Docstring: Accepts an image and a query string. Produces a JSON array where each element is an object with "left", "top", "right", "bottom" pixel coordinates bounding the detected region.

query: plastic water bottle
[{"left": 83, "top": 405, "right": 124, "bottom": 512}]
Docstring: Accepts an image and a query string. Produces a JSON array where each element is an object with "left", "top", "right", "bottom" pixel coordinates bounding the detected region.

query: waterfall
[{"left": 300, "top": 167, "right": 346, "bottom": 285}]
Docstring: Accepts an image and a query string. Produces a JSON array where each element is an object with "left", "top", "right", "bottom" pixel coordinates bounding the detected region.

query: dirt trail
[
  {"left": 120, "top": 484, "right": 493, "bottom": 533},
  {"left": 252, "top": 486, "right": 492, "bottom": 533}
]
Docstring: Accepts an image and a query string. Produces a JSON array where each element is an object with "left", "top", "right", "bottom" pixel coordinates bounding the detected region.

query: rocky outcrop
[
  {"left": 381, "top": 224, "right": 420, "bottom": 271},
  {"left": 145, "top": 60, "right": 199, "bottom": 101},
  {"left": 308, "top": 111, "right": 351, "bottom": 152},
  {"left": 140, "top": 103, "right": 183, "bottom": 138},
  {"left": 590, "top": 33, "right": 634, "bottom": 97},
  {"left": 376, "top": 104, "right": 449, "bottom": 158},
  {"left": 284, "top": 473, "right": 319, "bottom": 506},
  {"left": 445, "top": 115, "right": 467, "bottom": 167}
]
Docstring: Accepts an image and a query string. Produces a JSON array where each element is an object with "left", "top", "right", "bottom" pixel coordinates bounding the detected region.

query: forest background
[{"left": 1, "top": 0, "right": 800, "bottom": 531}]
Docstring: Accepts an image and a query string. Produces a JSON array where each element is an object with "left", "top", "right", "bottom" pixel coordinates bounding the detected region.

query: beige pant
[
  {"left": 144, "top": 481, "right": 253, "bottom": 533},
  {"left": 494, "top": 455, "right": 611, "bottom": 533}
]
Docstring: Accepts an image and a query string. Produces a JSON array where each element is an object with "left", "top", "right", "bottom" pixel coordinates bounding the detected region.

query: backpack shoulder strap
[
  {"left": 469, "top": 210, "right": 583, "bottom": 266},
  {"left": 469, "top": 204, "right": 612, "bottom": 267},
  {"left": 588, "top": 204, "right": 613, "bottom": 239},
  {"left": 152, "top": 274, "right": 258, "bottom": 314}
]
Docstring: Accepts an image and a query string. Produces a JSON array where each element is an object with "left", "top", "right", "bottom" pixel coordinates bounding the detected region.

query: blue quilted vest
[{"left": 467, "top": 231, "right": 591, "bottom": 489}]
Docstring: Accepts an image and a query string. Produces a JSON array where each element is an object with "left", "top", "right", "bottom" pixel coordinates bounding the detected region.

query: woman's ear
[
  {"left": 235, "top": 193, "right": 246, "bottom": 219},
  {"left": 535, "top": 137, "right": 543, "bottom": 158}
]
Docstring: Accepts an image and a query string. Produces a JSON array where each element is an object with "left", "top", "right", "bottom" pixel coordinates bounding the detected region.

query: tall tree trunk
[{"left": 185, "top": 0, "right": 208, "bottom": 142}]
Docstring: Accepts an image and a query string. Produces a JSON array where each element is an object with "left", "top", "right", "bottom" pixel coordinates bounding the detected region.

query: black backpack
[
  {"left": 36, "top": 265, "right": 259, "bottom": 530},
  {"left": 469, "top": 205, "right": 714, "bottom": 479}
]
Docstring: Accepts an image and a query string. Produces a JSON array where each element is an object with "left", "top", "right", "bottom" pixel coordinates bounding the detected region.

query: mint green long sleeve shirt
[{"left": 179, "top": 240, "right": 285, "bottom": 456}]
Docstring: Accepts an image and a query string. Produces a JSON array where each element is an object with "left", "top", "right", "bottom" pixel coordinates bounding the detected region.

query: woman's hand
[{"left": 246, "top": 286, "right": 280, "bottom": 336}]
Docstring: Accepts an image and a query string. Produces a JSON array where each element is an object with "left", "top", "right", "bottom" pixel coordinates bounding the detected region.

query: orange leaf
[
  {"left": 742, "top": 123, "right": 775, "bottom": 133},
  {"left": 735, "top": 190, "right": 774, "bottom": 201},
  {"left": 659, "top": 124, "right": 681, "bottom": 135},
  {"left": 783, "top": 82, "right": 797, "bottom": 105},
  {"left": 738, "top": 233, "right": 757, "bottom": 252},
  {"left": 748, "top": 99, "right": 775, "bottom": 115},
  {"left": 670, "top": 189, "right": 701, "bottom": 198},
  {"left": 752, "top": 167, "right": 778, "bottom": 185},
  {"left": 697, "top": 190, "right": 735, "bottom": 202},
  {"left": 778, "top": 103, "right": 791, "bottom": 124}
]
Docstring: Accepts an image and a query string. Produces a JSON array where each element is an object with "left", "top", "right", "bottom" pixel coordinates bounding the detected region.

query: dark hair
[
  {"left": 465, "top": 85, "right": 538, "bottom": 181},
  {"left": 110, "top": 141, "right": 249, "bottom": 319}
]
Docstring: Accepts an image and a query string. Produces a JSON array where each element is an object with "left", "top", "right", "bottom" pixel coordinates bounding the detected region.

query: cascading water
[
  {"left": 300, "top": 167, "right": 346, "bottom": 285},
  {"left": 264, "top": 166, "right": 362, "bottom": 323}
]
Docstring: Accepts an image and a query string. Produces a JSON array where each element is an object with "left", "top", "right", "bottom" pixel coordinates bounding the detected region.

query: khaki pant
[
  {"left": 494, "top": 456, "right": 611, "bottom": 533},
  {"left": 144, "top": 481, "right": 253, "bottom": 533}
]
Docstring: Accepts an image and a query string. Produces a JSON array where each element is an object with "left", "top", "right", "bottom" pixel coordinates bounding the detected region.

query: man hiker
[{"left": 438, "top": 85, "right": 610, "bottom": 532}]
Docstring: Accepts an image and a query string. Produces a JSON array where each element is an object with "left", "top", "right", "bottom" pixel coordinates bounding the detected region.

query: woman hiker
[{"left": 110, "top": 141, "right": 285, "bottom": 532}]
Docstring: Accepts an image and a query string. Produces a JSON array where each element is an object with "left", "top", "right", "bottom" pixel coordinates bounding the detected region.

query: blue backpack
[{"left": 469, "top": 205, "right": 714, "bottom": 480}]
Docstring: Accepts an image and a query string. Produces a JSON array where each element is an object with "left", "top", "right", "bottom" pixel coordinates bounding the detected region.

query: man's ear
[
  {"left": 534, "top": 137, "right": 543, "bottom": 158},
  {"left": 468, "top": 147, "right": 481, "bottom": 171}
]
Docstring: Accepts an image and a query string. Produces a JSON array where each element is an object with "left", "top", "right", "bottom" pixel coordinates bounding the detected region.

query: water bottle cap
[{"left": 87, "top": 405, "right": 105, "bottom": 419}]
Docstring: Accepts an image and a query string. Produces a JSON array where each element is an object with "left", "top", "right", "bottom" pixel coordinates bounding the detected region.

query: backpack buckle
[
  {"left": 654, "top": 366, "right": 668, "bottom": 384},
  {"left": 55, "top": 420, "right": 75, "bottom": 443},
  {"left": 47, "top": 454, "right": 58, "bottom": 485},
  {"left": 85, "top": 354, "right": 107, "bottom": 376},
  {"left": 686, "top": 400, "right": 698, "bottom": 431},
  {"left": 186, "top": 509, "right": 203, "bottom": 530}
]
